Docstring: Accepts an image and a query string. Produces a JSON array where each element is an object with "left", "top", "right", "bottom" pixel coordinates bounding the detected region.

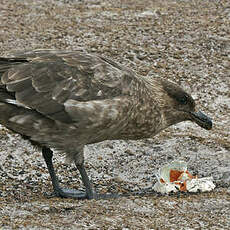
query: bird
[{"left": 0, "top": 49, "right": 212, "bottom": 199}]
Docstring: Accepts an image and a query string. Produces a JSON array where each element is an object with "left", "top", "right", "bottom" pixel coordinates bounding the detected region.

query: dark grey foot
[
  {"left": 42, "top": 147, "right": 95, "bottom": 200},
  {"left": 44, "top": 189, "right": 119, "bottom": 200},
  {"left": 54, "top": 188, "right": 95, "bottom": 199}
]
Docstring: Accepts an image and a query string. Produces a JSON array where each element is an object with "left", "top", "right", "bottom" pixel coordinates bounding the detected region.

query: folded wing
[{"left": 1, "top": 50, "right": 135, "bottom": 123}]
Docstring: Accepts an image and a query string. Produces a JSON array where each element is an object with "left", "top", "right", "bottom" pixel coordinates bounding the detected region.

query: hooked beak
[{"left": 190, "top": 111, "right": 212, "bottom": 130}]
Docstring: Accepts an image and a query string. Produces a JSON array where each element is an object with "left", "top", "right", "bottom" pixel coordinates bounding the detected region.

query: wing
[{"left": 1, "top": 50, "right": 136, "bottom": 123}]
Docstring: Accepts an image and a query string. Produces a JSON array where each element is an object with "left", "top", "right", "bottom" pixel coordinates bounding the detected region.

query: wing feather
[{"left": 1, "top": 50, "right": 136, "bottom": 124}]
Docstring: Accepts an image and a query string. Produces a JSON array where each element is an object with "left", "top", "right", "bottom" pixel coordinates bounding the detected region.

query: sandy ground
[{"left": 0, "top": 0, "right": 229, "bottom": 229}]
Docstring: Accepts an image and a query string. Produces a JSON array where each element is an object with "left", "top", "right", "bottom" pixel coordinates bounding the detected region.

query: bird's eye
[{"left": 178, "top": 95, "right": 188, "bottom": 105}]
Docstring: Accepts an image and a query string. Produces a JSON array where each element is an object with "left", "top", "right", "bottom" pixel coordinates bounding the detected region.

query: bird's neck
[{"left": 115, "top": 94, "right": 164, "bottom": 140}]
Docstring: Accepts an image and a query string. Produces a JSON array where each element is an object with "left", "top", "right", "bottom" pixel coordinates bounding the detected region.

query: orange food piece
[{"left": 169, "top": 169, "right": 184, "bottom": 182}]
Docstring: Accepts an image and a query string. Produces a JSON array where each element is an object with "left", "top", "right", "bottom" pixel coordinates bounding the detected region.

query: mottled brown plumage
[{"left": 0, "top": 49, "right": 212, "bottom": 199}]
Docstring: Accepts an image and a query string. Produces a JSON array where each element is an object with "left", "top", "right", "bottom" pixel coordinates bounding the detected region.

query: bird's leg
[
  {"left": 75, "top": 163, "right": 95, "bottom": 199},
  {"left": 42, "top": 147, "right": 92, "bottom": 199}
]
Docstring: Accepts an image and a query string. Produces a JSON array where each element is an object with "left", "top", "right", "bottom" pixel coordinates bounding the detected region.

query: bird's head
[{"left": 159, "top": 79, "right": 212, "bottom": 130}]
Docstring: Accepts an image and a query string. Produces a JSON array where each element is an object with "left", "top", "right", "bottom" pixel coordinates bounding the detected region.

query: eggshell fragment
[{"left": 153, "top": 160, "right": 215, "bottom": 194}]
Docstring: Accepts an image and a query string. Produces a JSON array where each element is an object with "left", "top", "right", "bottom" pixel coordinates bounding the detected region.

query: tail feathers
[
  {"left": 0, "top": 85, "right": 15, "bottom": 102},
  {"left": 0, "top": 57, "right": 28, "bottom": 102},
  {"left": 0, "top": 57, "right": 28, "bottom": 63},
  {"left": 0, "top": 57, "right": 28, "bottom": 74},
  {"left": 0, "top": 87, "right": 30, "bottom": 110}
]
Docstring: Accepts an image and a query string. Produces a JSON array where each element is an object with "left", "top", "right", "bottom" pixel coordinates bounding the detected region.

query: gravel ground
[{"left": 0, "top": 0, "right": 229, "bottom": 229}]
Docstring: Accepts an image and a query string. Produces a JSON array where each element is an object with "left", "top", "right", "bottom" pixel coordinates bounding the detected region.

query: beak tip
[
  {"left": 205, "top": 122, "right": 212, "bottom": 130},
  {"left": 192, "top": 111, "right": 213, "bottom": 130}
]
